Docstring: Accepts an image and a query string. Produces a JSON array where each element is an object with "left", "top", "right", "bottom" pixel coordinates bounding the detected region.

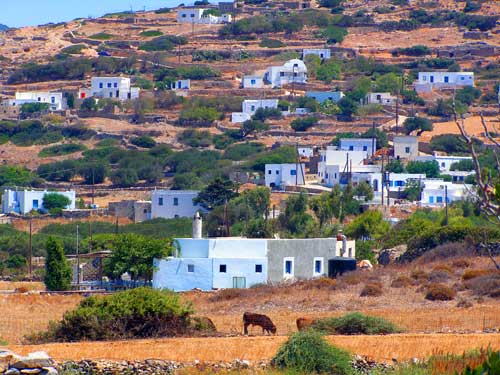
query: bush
[
  {"left": 130, "top": 135, "right": 156, "bottom": 149},
  {"left": 44, "top": 237, "right": 72, "bottom": 291},
  {"left": 139, "top": 30, "right": 163, "bottom": 37},
  {"left": 395, "top": 45, "right": 431, "bottom": 56},
  {"left": 61, "top": 44, "right": 86, "bottom": 55},
  {"left": 139, "top": 35, "right": 187, "bottom": 51},
  {"left": 28, "top": 288, "right": 195, "bottom": 342},
  {"left": 311, "top": 312, "right": 401, "bottom": 335},
  {"left": 360, "top": 283, "right": 383, "bottom": 297},
  {"left": 178, "top": 129, "right": 212, "bottom": 148},
  {"left": 463, "top": 274, "right": 500, "bottom": 297},
  {"left": 462, "top": 269, "right": 494, "bottom": 281},
  {"left": 391, "top": 275, "right": 413, "bottom": 288},
  {"left": 271, "top": 331, "right": 353, "bottom": 374},
  {"left": 38, "top": 143, "right": 86, "bottom": 157},
  {"left": 425, "top": 283, "right": 456, "bottom": 301},
  {"left": 291, "top": 116, "right": 318, "bottom": 131},
  {"left": 89, "top": 33, "right": 114, "bottom": 40},
  {"left": 259, "top": 38, "right": 285, "bottom": 48}
]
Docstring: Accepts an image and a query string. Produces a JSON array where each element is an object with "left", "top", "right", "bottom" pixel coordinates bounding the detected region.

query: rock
[
  {"left": 12, "top": 352, "right": 53, "bottom": 370},
  {"left": 378, "top": 245, "right": 406, "bottom": 265},
  {"left": 5, "top": 369, "right": 21, "bottom": 375},
  {"left": 41, "top": 367, "right": 58, "bottom": 375},
  {"left": 20, "top": 369, "right": 42, "bottom": 374}
]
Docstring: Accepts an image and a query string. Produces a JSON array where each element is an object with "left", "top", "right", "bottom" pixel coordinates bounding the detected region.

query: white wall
[
  {"left": 172, "top": 79, "right": 190, "bottom": 90},
  {"left": 340, "top": 138, "right": 376, "bottom": 158},
  {"left": 153, "top": 258, "right": 213, "bottom": 291},
  {"left": 1, "top": 189, "right": 75, "bottom": 214},
  {"left": 231, "top": 112, "right": 251, "bottom": 123},
  {"left": 265, "top": 163, "right": 305, "bottom": 187},
  {"left": 242, "top": 99, "right": 279, "bottom": 114},
  {"left": 208, "top": 238, "right": 268, "bottom": 258},
  {"left": 89, "top": 77, "right": 139, "bottom": 101},
  {"left": 243, "top": 76, "right": 264, "bottom": 89},
  {"left": 151, "top": 190, "right": 205, "bottom": 219},
  {"left": 415, "top": 155, "right": 473, "bottom": 172},
  {"left": 302, "top": 49, "right": 331, "bottom": 60},
  {"left": 394, "top": 136, "right": 418, "bottom": 160},
  {"left": 298, "top": 147, "right": 313, "bottom": 158},
  {"left": 421, "top": 180, "right": 471, "bottom": 206},
  {"left": 15, "top": 92, "right": 65, "bottom": 111},
  {"left": 212, "top": 258, "right": 268, "bottom": 289}
]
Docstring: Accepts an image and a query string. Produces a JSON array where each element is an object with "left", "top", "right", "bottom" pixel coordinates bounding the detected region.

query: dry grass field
[{"left": 8, "top": 334, "right": 500, "bottom": 363}]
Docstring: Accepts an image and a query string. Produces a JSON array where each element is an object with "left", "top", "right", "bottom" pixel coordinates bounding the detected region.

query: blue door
[{"left": 429, "top": 196, "right": 434, "bottom": 204}]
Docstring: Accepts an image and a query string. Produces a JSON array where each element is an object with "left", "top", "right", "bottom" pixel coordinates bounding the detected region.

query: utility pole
[
  {"left": 295, "top": 142, "right": 299, "bottom": 186},
  {"left": 91, "top": 164, "right": 95, "bottom": 208},
  {"left": 371, "top": 121, "right": 376, "bottom": 159},
  {"left": 76, "top": 225, "right": 80, "bottom": 290},
  {"left": 444, "top": 185, "right": 449, "bottom": 225},
  {"left": 381, "top": 154, "right": 385, "bottom": 207},
  {"left": 28, "top": 215, "right": 33, "bottom": 281},
  {"left": 88, "top": 220, "right": 92, "bottom": 253},
  {"left": 224, "top": 200, "right": 231, "bottom": 237}
]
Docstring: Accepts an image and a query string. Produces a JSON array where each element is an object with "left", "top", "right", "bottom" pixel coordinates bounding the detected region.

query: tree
[
  {"left": 344, "top": 210, "right": 390, "bottom": 240},
  {"left": 403, "top": 117, "right": 433, "bottom": 136},
  {"left": 42, "top": 193, "right": 72, "bottom": 214},
  {"left": 64, "top": 92, "right": 75, "bottom": 109},
  {"left": 44, "top": 237, "right": 72, "bottom": 291},
  {"left": 21, "top": 102, "right": 49, "bottom": 116},
  {"left": 80, "top": 98, "right": 98, "bottom": 112},
  {"left": 373, "top": 73, "right": 402, "bottom": 94},
  {"left": 337, "top": 97, "right": 358, "bottom": 119},
  {"left": 130, "top": 135, "right": 156, "bottom": 148},
  {"left": 104, "top": 234, "right": 172, "bottom": 282},
  {"left": 362, "top": 128, "right": 388, "bottom": 149},
  {"left": 309, "top": 193, "right": 334, "bottom": 228},
  {"left": 279, "top": 191, "right": 318, "bottom": 237},
  {"left": 111, "top": 168, "right": 139, "bottom": 187},
  {"left": 291, "top": 117, "right": 318, "bottom": 131},
  {"left": 385, "top": 160, "right": 405, "bottom": 173},
  {"left": 0, "top": 165, "right": 34, "bottom": 186},
  {"left": 241, "top": 120, "right": 269, "bottom": 137},
  {"left": 455, "top": 86, "right": 481, "bottom": 106},
  {"left": 316, "top": 60, "right": 341, "bottom": 82},
  {"left": 353, "top": 181, "right": 374, "bottom": 202},
  {"left": 194, "top": 178, "right": 239, "bottom": 209},
  {"left": 304, "top": 55, "right": 321, "bottom": 79},
  {"left": 407, "top": 160, "right": 440, "bottom": 178},
  {"left": 402, "top": 179, "right": 423, "bottom": 202}
]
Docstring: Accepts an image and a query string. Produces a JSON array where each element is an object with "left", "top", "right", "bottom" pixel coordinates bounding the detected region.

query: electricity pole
[
  {"left": 444, "top": 185, "right": 449, "bottom": 226},
  {"left": 76, "top": 225, "right": 80, "bottom": 290},
  {"left": 28, "top": 215, "right": 33, "bottom": 281}
]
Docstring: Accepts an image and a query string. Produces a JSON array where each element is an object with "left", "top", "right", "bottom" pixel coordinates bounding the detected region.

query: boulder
[
  {"left": 11, "top": 352, "right": 53, "bottom": 370},
  {"left": 378, "top": 245, "right": 406, "bottom": 266}
]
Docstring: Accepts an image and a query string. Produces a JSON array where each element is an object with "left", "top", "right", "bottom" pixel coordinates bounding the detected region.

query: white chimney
[
  {"left": 336, "top": 230, "right": 347, "bottom": 257},
  {"left": 193, "top": 211, "right": 202, "bottom": 239}
]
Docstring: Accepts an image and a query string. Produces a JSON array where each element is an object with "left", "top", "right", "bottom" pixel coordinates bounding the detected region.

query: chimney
[
  {"left": 193, "top": 211, "right": 202, "bottom": 239},
  {"left": 336, "top": 230, "right": 347, "bottom": 257}
]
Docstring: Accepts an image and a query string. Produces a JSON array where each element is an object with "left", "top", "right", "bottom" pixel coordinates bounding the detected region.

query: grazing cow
[
  {"left": 243, "top": 312, "right": 277, "bottom": 335},
  {"left": 296, "top": 317, "right": 316, "bottom": 331}
]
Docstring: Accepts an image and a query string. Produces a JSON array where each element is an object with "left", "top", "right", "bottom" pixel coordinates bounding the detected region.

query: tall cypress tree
[{"left": 44, "top": 236, "right": 72, "bottom": 291}]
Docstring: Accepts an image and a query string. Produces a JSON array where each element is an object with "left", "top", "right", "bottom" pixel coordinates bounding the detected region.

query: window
[
  {"left": 363, "top": 146, "right": 368, "bottom": 151},
  {"left": 158, "top": 197, "right": 163, "bottom": 206},
  {"left": 173, "top": 197, "right": 179, "bottom": 206},
  {"left": 51, "top": 97, "right": 55, "bottom": 104},
  {"left": 290, "top": 169, "right": 297, "bottom": 176},
  {"left": 280, "top": 72, "right": 285, "bottom": 77},
  {"left": 276, "top": 170, "right": 279, "bottom": 175},
  {"left": 422, "top": 75, "right": 427, "bottom": 81},
  {"left": 255, "top": 264, "right": 262, "bottom": 273},
  {"left": 182, "top": 14, "right": 187, "bottom": 17},
  {"left": 441, "top": 162, "right": 445, "bottom": 168},
  {"left": 107, "top": 83, "right": 112, "bottom": 88},
  {"left": 349, "top": 145, "right": 354, "bottom": 151},
  {"left": 251, "top": 105, "right": 255, "bottom": 111},
  {"left": 109, "top": 92, "right": 113, "bottom": 98},
  {"left": 436, "top": 196, "right": 443, "bottom": 203},
  {"left": 116, "top": 91, "right": 119, "bottom": 98},
  {"left": 99, "top": 82, "right": 103, "bottom": 88},
  {"left": 313, "top": 257, "right": 323, "bottom": 276},
  {"left": 114, "top": 82, "right": 118, "bottom": 88},
  {"left": 32, "top": 199, "right": 39, "bottom": 209},
  {"left": 37, "top": 97, "right": 41, "bottom": 102},
  {"left": 190, "top": 13, "right": 195, "bottom": 17},
  {"left": 284, "top": 257, "right": 294, "bottom": 277},
  {"left": 251, "top": 79, "right": 256, "bottom": 85},
  {"left": 267, "top": 170, "right": 272, "bottom": 175},
  {"left": 405, "top": 146, "right": 410, "bottom": 154},
  {"left": 233, "top": 277, "right": 246, "bottom": 288},
  {"left": 187, "top": 264, "right": 194, "bottom": 272},
  {"left": 219, "top": 264, "right": 227, "bottom": 273},
  {"left": 348, "top": 248, "right": 352, "bottom": 257},
  {"left": 444, "top": 76, "right": 449, "bottom": 83}
]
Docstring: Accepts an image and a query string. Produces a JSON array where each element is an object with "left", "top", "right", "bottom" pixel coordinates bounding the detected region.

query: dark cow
[
  {"left": 296, "top": 317, "right": 316, "bottom": 331},
  {"left": 243, "top": 312, "right": 277, "bottom": 335}
]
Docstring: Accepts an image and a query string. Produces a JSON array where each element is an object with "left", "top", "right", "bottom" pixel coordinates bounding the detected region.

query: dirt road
[{"left": 9, "top": 334, "right": 500, "bottom": 363}]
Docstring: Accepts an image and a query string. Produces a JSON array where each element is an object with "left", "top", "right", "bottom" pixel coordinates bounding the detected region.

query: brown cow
[
  {"left": 296, "top": 317, "right": 316, "bottom": 331},
  {"left": 243, "top": 312, "right": 277, "bottom": 335}
]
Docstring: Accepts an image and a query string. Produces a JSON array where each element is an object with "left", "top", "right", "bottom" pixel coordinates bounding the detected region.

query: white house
[
  {"left": 150, "top": 190, "right": 206, "bottom": 219},
  {"left": 153, "top": 216, "right": 356, "bottom": 292},
  {"left": 1, "top": 189, "right": 75, "bottom": 214},
  {"left": 305, "top": 91, "right": 344, "bottom": 104},
  {"left": 364, "top": 92, "right": 396, "bottom": 106},
  {"left": 415, "top": 154, "right": 473, "bottom": 173},
  {"left": 242, "top": 75, "right": 264, "bottom": 89},
  {"left": 415, "top": 72, "right": 474, "bottom": 93},
  {"left": 394, "top": 136, "right": 419, "bottom": 160},
  {"left": 264, "top": 59, "right": 307, "bottom": 88},
  {"left": 317, "top": 148, "right": 368, "bottom": 187},
  {"left": 265, "top": 163, "right": 306, "bottom": 188},
  {"left": 421, "top": 179, "right": 471, "bottom": 206},
  {"left": 302, "top": 48, "right": 331, "bottom": 60},
  {"left": 79, "top": 77, "right": 140, "bottom": 101},
  {"left": 298, "top": 146, "right": 314, "bottom": 158},
  {"left": 171, "top": 79, "right": 190, "bottom": 90},
  {"left": 340, "top": 138, "right": 376, "bottom": 158},
  {"left": 11, "top": 92, "right": 65, "bottom": 111},
  {"left": 232, "top": 99, "right": 279, "bottom": 123},
  {"left": 176, "top": 8, "right": 232, "bottom": 24}
]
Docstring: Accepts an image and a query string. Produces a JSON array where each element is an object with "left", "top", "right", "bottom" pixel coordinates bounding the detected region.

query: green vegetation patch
[
  {"left": 89, "top": 33, "right": 114, "bottom": 40},
  {"left": 311, "top": 312, "right": 402, "bottom": 335},
  {"left": 38, "top": 143, "right": 87, "bottom": 157},
  {"left": 139, "top": 30, "right": 163, "bottom": 37}
]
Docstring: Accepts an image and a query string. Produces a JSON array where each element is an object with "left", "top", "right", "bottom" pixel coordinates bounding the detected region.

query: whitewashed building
[
  {"left": 394, "top": 136, "right": 419, "bottom": 160},
  {"left": 340, "top": 138, "right": 376, "bottom": 158},
  {"left": 231, "top": 99, "right": 279, "bottom": 123},
  {"left": 242, "top": 75, "right": 264, "bottom": 89},
  {"left": 421, "top": 179, "right": 471, "bottom": 206},
  {"left": 265, "top": 163, "right": 306, "bottom": 188},
  {"left": 5, "top": 92, "right": 66, "bottom": 111},
  {"left": 150, "top": 190, "right": 207, "bottom": 219},
  {"left": 298, "top": 146, "right": 314, "bottom": 158},
  {"left": 79, "top": 77, "right": 140, "bottom": 101},
  {"left": 364, "top": 92, "right": 396, "bottom": 106},
  {"left": 302, "top": 48, "right": 331, "bottom": 60},
  {"left": 415, "top": 72, "right": 474, "bottom": 93},
  {"left": 176, "top": 8, "right": 232, "bottom": 24},
  {"left": 264, "top": 59, "right": 307, "bottom": 88},
  {"left": 2, "top": 189, "right": 75, "bottom": 214},
  {"left": 415, "top": 154, "right": 473, "bottom": 173},
  {"left": 317, "top": 148, "right": 368, "bottom": 187},
  {"left": 171, "top": 79, "right": 190, "bottom": 90},
  {"left": 153, "top": 217, "right": 355, "bottom": 292}
]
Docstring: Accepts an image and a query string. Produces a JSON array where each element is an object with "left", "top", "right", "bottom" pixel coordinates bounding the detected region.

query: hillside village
[{"left": 0, "top": 0, "right": 500, "bottom": 373}]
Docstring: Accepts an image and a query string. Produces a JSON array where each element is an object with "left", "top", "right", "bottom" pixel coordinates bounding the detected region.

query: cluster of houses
[
  {"left": 265, "top": 136, "right": 475, "bottom": 207},
  {"left": 1, "top": 77, "right": 141, "bottom": 118}
]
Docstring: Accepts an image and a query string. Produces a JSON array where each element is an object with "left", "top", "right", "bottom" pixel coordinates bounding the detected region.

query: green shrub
[
  {"left": 155, "top": 7, "right": 171, "bottom": 14},
  {"left": 259, "top": 38, "right": 286, "bottom": 48},
  {"left": 28, "top": 288, "right": 195, "bottom": 342},
  {"left": 271, "top": 331, "right": 353, "bottom": 374},
  {"left": 89, "top": 33, "right": 114, "bottom": 40},
  {"left": 39, "top": 143, "right": 86, "bottom": 157},
  {"left": 139, "top": 30, "right": 163, "bottom": 37},
  {"left": 291, "top": 116, "right": 319, "bottom": 132},
  {"left": 178, "top": 129, "right": 213, "bottom": 148},
  {"left": 223, "top": 142, "right": 265, "bottom": 161},
  {"left": 130, "top": 135, "right": 156, "bottom": 148},
  {"left": 311, "top": 312, "right": 401, "bottom": 335},
  {"left": 139, "top": 35, "right": 187, "bottom": 51},
  {"left": 60, "top": 44, "right": 86, "bottom": 55}
]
